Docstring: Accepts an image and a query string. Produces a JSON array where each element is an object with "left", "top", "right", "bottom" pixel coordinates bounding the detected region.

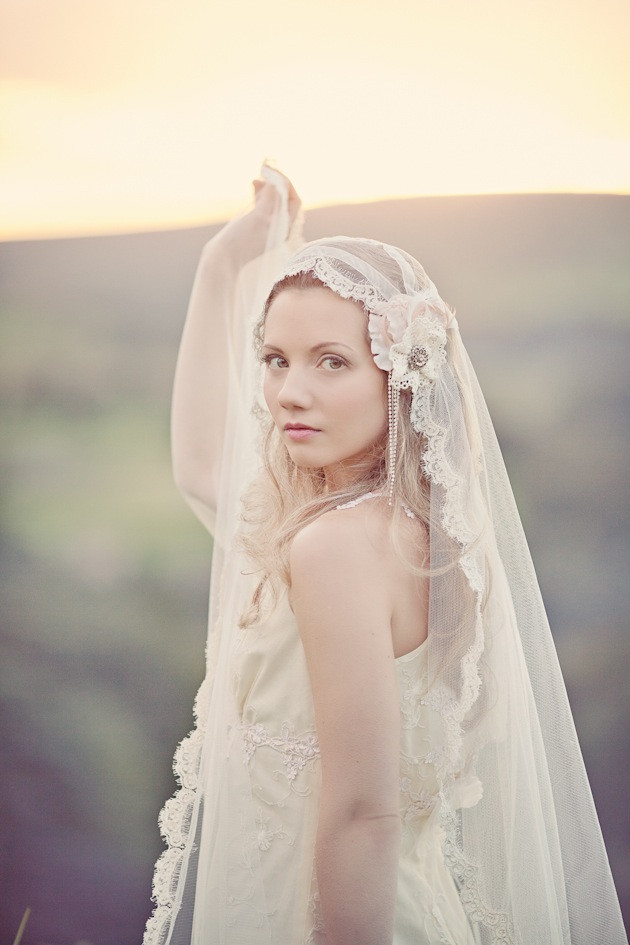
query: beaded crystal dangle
[{"left": 387, "top": 371, "right": 400, "bottom": 505}]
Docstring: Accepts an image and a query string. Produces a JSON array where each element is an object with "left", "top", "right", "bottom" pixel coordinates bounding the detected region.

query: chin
[{"left": 283, "top": 447, "right": 319, "bottom": 470}]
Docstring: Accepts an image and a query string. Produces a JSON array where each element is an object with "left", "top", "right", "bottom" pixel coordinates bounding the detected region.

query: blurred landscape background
[{"left": 1, "top": 194, "right": 629, "bottom": 943}]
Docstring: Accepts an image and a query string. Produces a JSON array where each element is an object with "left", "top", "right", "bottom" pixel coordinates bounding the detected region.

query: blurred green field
[{"left": 1, "top": 194, "right": 628, "bottom": 943}]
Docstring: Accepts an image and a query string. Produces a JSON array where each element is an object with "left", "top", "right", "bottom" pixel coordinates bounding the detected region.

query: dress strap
[
  {"left": 335, "top": 491, "right": 381, "bottom": 510},
  {"left": 335, "top": 492, "right": 415, "bottom": 518}
]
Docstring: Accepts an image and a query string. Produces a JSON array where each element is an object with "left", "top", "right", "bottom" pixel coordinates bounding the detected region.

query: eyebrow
[{"left": 261, "top": 342, "right": 356, "bottom": 354}]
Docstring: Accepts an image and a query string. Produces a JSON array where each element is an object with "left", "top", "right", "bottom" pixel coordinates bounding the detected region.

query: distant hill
[
  {"left": 3, "top": 193, "right": 629, "bottom": 332},
  {"left": 1, "top": 194, "right": 629, "bottom": 943}
]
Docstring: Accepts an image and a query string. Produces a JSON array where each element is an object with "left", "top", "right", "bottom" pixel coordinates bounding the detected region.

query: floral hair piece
[{"left": 368, "top": 292, "right": 452, "bottom": 501}]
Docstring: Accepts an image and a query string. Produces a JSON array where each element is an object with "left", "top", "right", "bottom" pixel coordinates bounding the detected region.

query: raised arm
[
  {"left": 171, "top": 172, "right": 301, "bottom": 532},
  {"left": 290, "top": 508, "right": 403, "bottom": 945}
]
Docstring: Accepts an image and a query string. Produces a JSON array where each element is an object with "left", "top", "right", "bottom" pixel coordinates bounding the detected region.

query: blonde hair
[{"left": 239, "top": 273, "right": 431, "bottom": 627}]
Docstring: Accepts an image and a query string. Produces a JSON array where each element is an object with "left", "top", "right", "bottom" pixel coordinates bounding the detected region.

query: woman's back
[{"left": 228, "top": 541, "right": 476, "bottom": 943}]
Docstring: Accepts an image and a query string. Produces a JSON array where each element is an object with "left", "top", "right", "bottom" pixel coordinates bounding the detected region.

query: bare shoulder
[
  {"left": 290, "top": 498, "right": 428, "bottom": 659},
  {"left": 291, "top": 500, "right": 386, "bottom": 573},
  {"left": 290, "top": 498, "right": 426, "bottom": 594},
  {"left": 289, "top": 502, "right": 394, "bottom": 662}
]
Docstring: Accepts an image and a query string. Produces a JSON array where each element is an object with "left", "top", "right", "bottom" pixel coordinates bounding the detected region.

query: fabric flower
[
  {"left": 368, "top": 291, "right": 450, "bottom": 375},
  {"left": 368, "top": 309, "right": 396, "bottom": 371},
  {"left": 390, "top": 314, "right": 447, "bottom": 389}
]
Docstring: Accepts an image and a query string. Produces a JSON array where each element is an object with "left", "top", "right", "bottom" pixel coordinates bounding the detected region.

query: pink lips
[{"left": 284, "top": 424, "right": 319, "bottom": 441}]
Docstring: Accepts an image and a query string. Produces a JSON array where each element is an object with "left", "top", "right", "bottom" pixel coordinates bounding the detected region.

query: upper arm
[
  {"left": 290, "top": 512, "right": 401, "bottom": 818},
  {"left": 171, "top": 203, "right": 298, "bottom": 534},
  {"left": 170, "top": 240, "right": 233, "bottom": 529}
]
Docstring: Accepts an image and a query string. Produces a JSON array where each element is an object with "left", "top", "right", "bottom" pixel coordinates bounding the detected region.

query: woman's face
[{"left": 262, "top": 286, "right": 388, "bottom": 490}]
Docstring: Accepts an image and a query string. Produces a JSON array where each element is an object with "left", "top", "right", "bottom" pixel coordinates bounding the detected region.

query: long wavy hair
[{"left": 239, "top": 271, "right": 431, "bottom": 628}]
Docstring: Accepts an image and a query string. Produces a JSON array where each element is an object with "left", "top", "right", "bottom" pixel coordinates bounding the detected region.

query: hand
[
  {"left": 211, "top": 165, "right": 301, "bottom": 264},
  {"left": 252, "top": 166, "right": 301, "bottom": 230}
]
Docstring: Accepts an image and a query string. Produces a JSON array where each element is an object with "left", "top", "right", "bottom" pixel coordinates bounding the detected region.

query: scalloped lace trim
[
  {"left": 441, "top": 801, "right": 516, "bottom": 944},
  {"left": 143, "top": 673, "right": 211, "bottom": 945},
  {"left": 283, "top": 256, "right": 389, "bottom": 313},
  {"left": 381, "top": 297, "right": 503, "bottom": 939}
]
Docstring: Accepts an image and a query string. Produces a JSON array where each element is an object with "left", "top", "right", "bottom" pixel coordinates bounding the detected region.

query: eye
[
  {"left": 320, "top": 355, "right": 346, "bottom": 371},
  {"left": 263, "top": 354, "right": 288, "bottom": 369}
]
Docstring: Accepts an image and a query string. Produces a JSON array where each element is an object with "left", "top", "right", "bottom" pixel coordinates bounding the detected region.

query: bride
[{"left": 143, "top": 167, "right": 627, "bottom": 944}]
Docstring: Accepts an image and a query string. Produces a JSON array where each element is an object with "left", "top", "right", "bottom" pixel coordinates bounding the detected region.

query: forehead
[{"left": 263, "top": 286, "right": 368, "bottom": 347}]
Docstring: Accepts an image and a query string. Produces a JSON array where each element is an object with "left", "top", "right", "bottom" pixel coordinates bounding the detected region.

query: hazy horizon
[
  {"left": 3, "top": 187, "right": 630, "bottom": 244},
  {"left": 2, "top": 0, "right": 629, "bottom": 239}
]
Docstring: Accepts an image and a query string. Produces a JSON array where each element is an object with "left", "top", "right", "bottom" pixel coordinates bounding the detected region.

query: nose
[{"left": 277, "top": 366, "right": 313, "bottom": 410}]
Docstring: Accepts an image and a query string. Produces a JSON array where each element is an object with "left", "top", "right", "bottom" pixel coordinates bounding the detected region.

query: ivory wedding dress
[{"left": 208, "top": 580, "right": 479, "bottom": 944}]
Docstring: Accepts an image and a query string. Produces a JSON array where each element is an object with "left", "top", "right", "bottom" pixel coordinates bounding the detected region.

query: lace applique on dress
[
  {"left": 241, "top": 721, "right": 320, "bottom": 783},
  {"left": 305, "top": 887, "right": 326, "bottom": 945},
  {"left": 400, "top": 664, "right": 428, "bottom": 730},
  {"left": 400, "top": 775, "right": 437, "bottom": 822},
  {"left": 254, "top": 807, "right": 290, "bottom": 852}
]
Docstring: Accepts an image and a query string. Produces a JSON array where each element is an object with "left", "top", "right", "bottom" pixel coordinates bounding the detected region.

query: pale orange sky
[{"left": 1, "top": 0, "right": 629, "bottom": 239}]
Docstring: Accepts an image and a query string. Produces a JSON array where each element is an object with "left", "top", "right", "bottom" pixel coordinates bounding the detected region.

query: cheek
[
  {"left": 369, "top": 380, "right": 389, "bottom": 437},
  {"left": 340, "top": 373, "right": 387, "bottom": 429},
  {"left": 262, "top": 374, "right": 277, "bottom": 414}
]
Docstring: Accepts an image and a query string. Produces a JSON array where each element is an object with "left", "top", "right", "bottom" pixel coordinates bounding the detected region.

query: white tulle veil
[{"left": 143, "top": 169, "right": 627, "bottom": 945}]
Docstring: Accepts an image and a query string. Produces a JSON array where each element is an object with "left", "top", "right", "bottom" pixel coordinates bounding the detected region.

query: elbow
[
  {"left": 170, "top": 417, "right": 222, "bottom": 524},
  {"left": 345, "top": 808, "right": 401, "bottom": 837},
  {"left": 318, "top": 790, "right": 402, "bottom": 840},
  {"left": 172, "top": 460, "right": 218, "bottom": 534},
  {"left": 172, "top": 457, "right": 209, "bottom": 503},
  {"left": 171, "top": 433, "right": 219, "bottom": 509},
  {"left": 316, "top": 806, "right": 401, "bottom": 873},
  {"left": 350, "top": 811, "right": 401, "bottom": 850}
]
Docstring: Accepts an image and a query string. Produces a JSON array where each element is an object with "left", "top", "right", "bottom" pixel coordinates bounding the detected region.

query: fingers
[
  {"left": 252, "top": 178, "right": 265, "bottom": 200},
  {"left": 277, "top": 173, "right": 301, "bottom": 227},
  {"left": 251, "top": 178, "right": 276, "bottom": 218},
  {"left": 286, "top": 182, "right": 301, "bottom": 227},
  {"left": 261, "top": 164, "right": 301, "bottom": 208}
]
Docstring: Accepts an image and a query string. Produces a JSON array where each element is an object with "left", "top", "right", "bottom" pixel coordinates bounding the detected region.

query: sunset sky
[{"left": 1, "top": 0, "right": 629, "bottom": 239}]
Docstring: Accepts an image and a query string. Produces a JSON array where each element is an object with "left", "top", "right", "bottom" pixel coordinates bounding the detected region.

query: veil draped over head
[{"left": 144, "top": 169, "right": 627, "bottom": 945}]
